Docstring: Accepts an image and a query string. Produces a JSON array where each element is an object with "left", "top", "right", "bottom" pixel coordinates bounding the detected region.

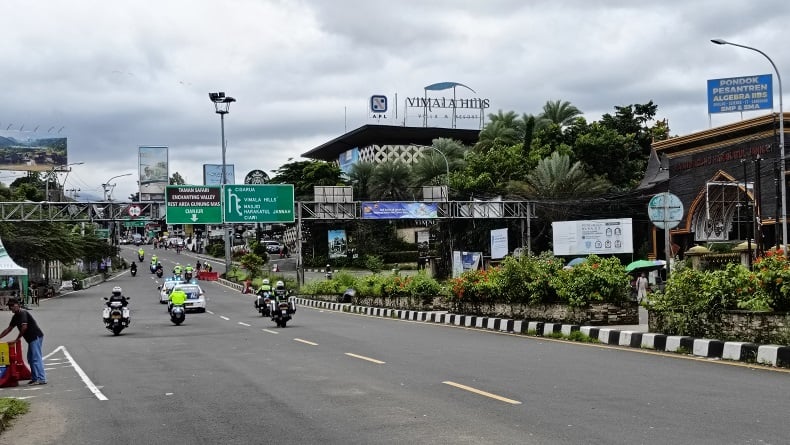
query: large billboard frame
[
  {"left": 707, "top": 74, "right": 772, "bottom": 114},
  {"left": 552, "top": 218, "right": 634, "bottom": 256},
  {"left": 138, "top": 146, "right": 169, "bottom": 202},
  {"left": 0, "top": 134, "right": 68, "bottom": 172},
  {"left": 203, "top": 164, "right": 235, "bottom": 186}
]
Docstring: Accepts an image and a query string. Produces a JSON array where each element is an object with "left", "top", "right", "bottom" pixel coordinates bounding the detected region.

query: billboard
[
  {"left": 338, "top": 148, "right": 359, "bottom": 175},
  {"left": 707, "top": 74, "right": 772, "bottom": 114},
  {"left": 361, "top": 202, "right": 438, "bottom": 219},
  {"left": 328, "top": 229, "right": 347, "bottom": 259},
  {"left": 138, "top": 146, "right": 168, "bottom": 202},
  {"left": 203, "top": 164, "right": 235, "bottom": 185},
  {"left": 552, "top": 218, "right": 633, "bottom": 256},
  {"left": 0, "top": 134, "right": 67, "bottom": 171},
  {"left": 490, "top": 228, "right": 508, "bottom": 259}
]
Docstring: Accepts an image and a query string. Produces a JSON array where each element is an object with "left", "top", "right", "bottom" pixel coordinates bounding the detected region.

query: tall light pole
[
  {"left": 102, "top": 173, "right": 132, "bottom": 201},
  {"left": 209, "top": 92, "right": 236, "bottom": 275},
  {"left": 712, "top": 38, "right": 787, "bottom": 248},
  {"left": 44, "top": 162, "right": 84, "bottom": 201}
]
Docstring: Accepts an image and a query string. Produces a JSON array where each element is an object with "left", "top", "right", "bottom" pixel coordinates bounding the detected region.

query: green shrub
[
  {"left": 364, "top": 255, "right": 385, "bottom": 273},
  {"left": 550, "top": 255, "right": 629, "bottom": 307},
  {"left": 0, "top": 397, "right": 29, "bottom": 418},
  {"left": 382, "top": 251, "right": 419, "bottom": 264}
]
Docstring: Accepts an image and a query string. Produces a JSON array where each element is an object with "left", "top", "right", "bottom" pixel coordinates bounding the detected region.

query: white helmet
[
  {"left": 276, "top": 280, "right": 285, "bottom": 288},
  {"left": 112, "top": 286, "right": 122, "bottom": 296},
  {"left": 262, "top": 279, "right": 270, "bottom": 285}
]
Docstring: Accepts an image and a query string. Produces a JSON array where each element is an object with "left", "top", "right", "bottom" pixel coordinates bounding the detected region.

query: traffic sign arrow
[{"left": 191, "top": 213, "right": 198, "bottom": 222}]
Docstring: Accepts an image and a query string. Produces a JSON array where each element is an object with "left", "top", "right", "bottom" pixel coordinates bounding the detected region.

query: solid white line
[
  {"left": 220, "top": 316, "right": 230, "bottom": 321},
  {"left": 57, "top": 346, "right": 108, "bottom": 401},
  {"left": 293, "top": 338, "right": 318, "bottom": 346},
  {"left": 262, "top": 329, "right": 279, "bottom": 335},
  {"left": 238, "top": 322, "right": 251, "bottom": 327},
  {"left": 442, "top": 381, "right": 521, "bottom": 405},
  {"left": 345, "top": 353, "right": 385, "bottom": 364}
]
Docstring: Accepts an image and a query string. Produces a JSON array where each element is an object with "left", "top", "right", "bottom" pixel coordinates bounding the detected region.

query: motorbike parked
[
  {"left": 102, "top": 297, "right": 131, "bottom": 335},
  {"left": 169, "top": 303, "right": 186, "bottom": 325}
]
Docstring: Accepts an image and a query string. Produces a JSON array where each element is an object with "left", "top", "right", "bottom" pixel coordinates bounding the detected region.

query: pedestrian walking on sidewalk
[{"left": 636, "top": 273, "right": 649, "bottom": 303}]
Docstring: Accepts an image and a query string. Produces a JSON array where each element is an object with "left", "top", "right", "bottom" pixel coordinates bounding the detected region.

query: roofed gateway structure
[
  {"left": 651, "top": 112, "right": 788, "bottom": 255},
  {"left": 301, "top": 124, "right": 478, "bottom": 171}
]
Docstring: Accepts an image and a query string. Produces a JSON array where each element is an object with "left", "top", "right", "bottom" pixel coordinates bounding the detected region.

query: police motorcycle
[
  {"left": 137, "top": 251, "right": 145, "bottom": 263},
  {"left": 102, "top": 286, "right": 131, "bottom": 336},
  {"left": 254, "top": 279, "right": 273, "bottom": 317},
  {"left": 184, "top": 268, "right": 193, "bottom": 282},
  {"left": 149, "top": 261, "right": 157, "bottom": 274},
  {"left": 130, "top": 262, "right": 137, "bottom": 277},
  {"left": 168, "top": 291, "right": 186, "bottom": 326},
  {"left": 268, "top": 281, "right": 296, "bottom": 327}
]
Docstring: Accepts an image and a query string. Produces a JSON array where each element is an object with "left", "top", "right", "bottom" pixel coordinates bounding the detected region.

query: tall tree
[
  {"left": 269, "top": 160, "right": 344, "bottom": 201},
  {"left": 347, "top": 161, "right": 376, "bottom": 201},
  {"left": 411, "top": 138, "right": 468, "bottom": 188},
  {"left": 509, "top": 151, "right": 610, "bottom": 199},
  {"left": 538, "top": 100, "right": 583, "bottom": 128},
  {"left": 369, "top": 161, "right": 413, "bottom": 200},
  {"left": 169, "top": 172, "right": 186, "bottom": 185}
]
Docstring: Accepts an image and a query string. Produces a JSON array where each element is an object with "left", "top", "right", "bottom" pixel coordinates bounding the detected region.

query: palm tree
[
  {"left": 538, "top": 100, "right": 582, "bottom": 128},
  {"left": 509, "top": 151, "right": 609, "bottom": 199},
  {"left": 412, "top": 138, "right": 469, "bottom": 187},
  {"left": 347, "top": 161, "right": 376, "bottom": 201},
  {"left": 475, "top": 120, "right": 521, "bottom": 152},
  {"left": 369, "top": 161, "right": 413, "bottom": 200}
]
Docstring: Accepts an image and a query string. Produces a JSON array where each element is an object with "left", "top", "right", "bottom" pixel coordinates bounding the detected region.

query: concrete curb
[{"left": 292, "top": 297, "right": 790, "bottom": 369}]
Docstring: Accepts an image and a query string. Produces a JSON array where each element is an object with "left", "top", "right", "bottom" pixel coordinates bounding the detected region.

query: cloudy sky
[{"left": 1, "top": 0, "right": 789, "bottom": 200}]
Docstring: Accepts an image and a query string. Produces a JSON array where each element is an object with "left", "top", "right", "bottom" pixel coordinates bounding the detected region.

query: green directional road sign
[
  {"left": 224, "top": 184, "right": 295, "bottom": 223},
  {"left": 166, "top": 185, "right": 223, "bottom": 224}
]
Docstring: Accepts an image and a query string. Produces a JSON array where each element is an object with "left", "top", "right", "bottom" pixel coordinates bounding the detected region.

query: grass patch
[
  {"left": 0, "top": 397, "right": 30, "bottom": 421},
  {"left": 526, "top": 329, "right": 538, "bottom": 336},
  {"left": 566, "top": 330, "right": 598, "bottom": 343}
]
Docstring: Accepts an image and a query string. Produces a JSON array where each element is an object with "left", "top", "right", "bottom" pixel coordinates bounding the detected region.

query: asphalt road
[{"left": 1, "top": 246, "right": 788, "bottom": 444}]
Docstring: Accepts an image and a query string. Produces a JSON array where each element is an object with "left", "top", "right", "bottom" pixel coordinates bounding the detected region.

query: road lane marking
[
  {"left": 345, "top": 353, "right": 385, "bottom": 364},
  {"left": 238, "top": 322, "right": 251, "bottom": 327},
  {"left": 294, "top": 338, "right": 318, "bottom": 346},
  {"left": 207, "top": 310, "right": 215, "bottom": 315},
  {"left": 220, "top": 316, "right": 230, "bottom": 321},
  {"left": 442, "top": 381, "right": 521, "bottom": 405},
  {"left": 262, "top": 329, "right": 279, "bottom": 334},
  {"left": 50, "top": 346, "right": 108, "bottom": 401}
]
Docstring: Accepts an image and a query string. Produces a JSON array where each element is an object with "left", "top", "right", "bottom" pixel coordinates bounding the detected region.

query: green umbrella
[{"left": 625, "top": 259, "right": 659, "bottom": 273}]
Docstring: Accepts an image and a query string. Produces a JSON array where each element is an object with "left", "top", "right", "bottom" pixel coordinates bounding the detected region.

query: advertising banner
[
  {"left": 361, "top": 202, "right": 438, "bottom": 219},
  {"left": 338, "top": 148, "right": 359, "bottom": 175},
  {"left": 328, "top": 229, "right": 347, "bottom": 259},
  {"left": 707, "top": 74, "right": 772, "bottom": 114},
  {"left": 139, "top": 146, "right": 168, "bottom": 202},
  {"left": 203, "top": 164, "right": 235, "bottom": 185},
  {"left": 552, "top": 218, "right": 633, "bottom": 256},
  {"left": 490, "top": 228, "right": 508, "bottom": 259},
  {"left": 0, "top": 134, "right": 67, "bottom": 171},
  {"left": 452, "top": 251, "right": 482, "bottom": 278}
]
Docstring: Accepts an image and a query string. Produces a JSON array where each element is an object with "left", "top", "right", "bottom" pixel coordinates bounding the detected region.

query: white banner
[
  {"left": 552, "top": 218, "right": 633, "bottom": 256},
  {"left": 490, "top": 228, "right": 508, "bottom": 259}
]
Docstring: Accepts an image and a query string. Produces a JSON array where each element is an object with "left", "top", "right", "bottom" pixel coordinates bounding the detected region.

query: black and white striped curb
[{"left": 292, "top": 297, "right": 790, "bottom": 368}]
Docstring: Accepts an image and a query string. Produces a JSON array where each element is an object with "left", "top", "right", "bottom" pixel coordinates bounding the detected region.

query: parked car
[{"left": 264, "top": 240, "right": 283, "bottom": 254}]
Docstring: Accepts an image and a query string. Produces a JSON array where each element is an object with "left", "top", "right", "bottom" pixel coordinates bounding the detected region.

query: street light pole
[
  {"left": 209, "top": 92, "right": 236, "bottom": 276},
  {"left": 102, "top": 173, "right": 132, "bottom": 201},
  {"left": 712, "top": 38, "right": 787, "bottom": 248}
]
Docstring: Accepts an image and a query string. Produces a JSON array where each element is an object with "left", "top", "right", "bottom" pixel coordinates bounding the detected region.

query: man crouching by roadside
[{"left": 0, "top": 298, "right": 47, "bottom": 385}]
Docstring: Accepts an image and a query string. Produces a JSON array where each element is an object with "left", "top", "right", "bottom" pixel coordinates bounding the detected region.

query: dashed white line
[
  {"left": 220, "top": 316, "right": 230, "bottom": 321},
  {"left": 442, "top": 381, "right": 522, "bottom": 405},
  {"left": 294, "top": 338, "right": 318, "bottom": 346},
  {"left": 206, "top": 310, "right": 215, "bottom": 315},
  {"left": 345, "top": 353, "right": 386, "bottom": 364},
  {"left": 238, "top": 322, "right": 251, "bottom": 327},
  {"left": 262, "top": 329, "right": 279, "bottom": 335}
]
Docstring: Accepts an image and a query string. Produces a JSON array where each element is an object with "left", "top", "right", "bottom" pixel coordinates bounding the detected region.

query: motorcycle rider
[
  {"left": 137, "top": 247, "right": 145, "bottom": 261},
  {"left": 151, "top": 255, "right": 158, "bottom": 266},
  {"left": 185, "top": 264, "right": 194, "bottom": 280},
  {"left": 273, "top": 280, "right": 287, "bottom": 301},
  {"left": 173, "top": 263, "right": 183, "bottom": 278},
  {"left": 107, "top": 286, "right": 129, "bottom": 307},
  {"left": 129, "top": 262, "right": 137, "bottom": 275},
  {"left": 255, "top": 279, "right": 272, "bottom": 309},
  {"left": 168, "top": 286, "right": 187, "bottom": 313}
]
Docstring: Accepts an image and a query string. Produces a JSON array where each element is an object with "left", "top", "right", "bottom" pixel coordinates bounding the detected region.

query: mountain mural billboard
[{"left": 0, "top": 135, "right": 68, "bottom": 171}]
